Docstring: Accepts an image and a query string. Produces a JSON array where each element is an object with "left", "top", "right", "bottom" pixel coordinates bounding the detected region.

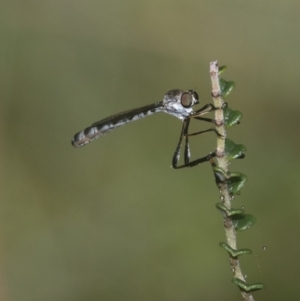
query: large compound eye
[
  {"left": 180, "top": 92, "right": 193, "bottom": 108},
  {"left": 181, "top": 91, "right": 198, "bottom": 108}
]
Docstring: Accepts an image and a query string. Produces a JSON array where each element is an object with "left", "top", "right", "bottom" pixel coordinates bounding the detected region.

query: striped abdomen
[{"left": 72, "top": 102, "right": 163, "bottom": 147}]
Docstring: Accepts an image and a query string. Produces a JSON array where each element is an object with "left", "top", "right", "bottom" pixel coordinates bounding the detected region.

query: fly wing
[{"left": 72, "top": 102, "right": 163, "bottom": 148}]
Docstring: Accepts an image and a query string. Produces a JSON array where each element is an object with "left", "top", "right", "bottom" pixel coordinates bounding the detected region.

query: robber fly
[{"left": 72, "top": 89, "right": 219, "bottom": 168}]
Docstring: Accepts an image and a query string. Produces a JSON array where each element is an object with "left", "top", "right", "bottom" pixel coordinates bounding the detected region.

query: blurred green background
[{"left": 1, "top": 1, "right": 300, "bottom": 300}]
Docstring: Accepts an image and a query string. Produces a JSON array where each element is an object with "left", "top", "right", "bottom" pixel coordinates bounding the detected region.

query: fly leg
[
  {"left": 172, "top": 118, "right": 217, "bottom": 169},
  {"left": 171, "top": 102, "right": 225, "bottom": 169}
]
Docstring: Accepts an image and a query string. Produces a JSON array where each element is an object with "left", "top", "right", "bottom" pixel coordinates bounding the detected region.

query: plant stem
[{"left": 209, "top": 61, "right": 255, "bottom": 301}]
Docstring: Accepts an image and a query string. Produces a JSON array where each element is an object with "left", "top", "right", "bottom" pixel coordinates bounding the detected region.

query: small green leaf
[
  {"left": 232, "top": 214, "right": 256, "bottom": 231},
  {"left": 218, "top": 65, "right": 227, "bottom": 74},
  {"left": 219, "top": 242, "right": 252, "bottom": 257},
  {"left": 224, "top": 107, "right": 243, "bottom": 127},
  {"left": 212, "top": 166, "right": 228, "bottom": 182},
  {"left": 211, "top": 165, "right": 247, "bottom": 194},
  {"left": 225, "top": 139, "right": 246, "bottom": 160},
  {"left": 220, "top": 78, "right": 235, "bottom": 98},
  {"left": 216, "top": 203, "right": 245, "bottom": 217},
  {"left": 232, "top": 278, "right": 264, "bottom": 292},
  {"left": 227, "top": 172, "right": 247, "bottom": 194}
]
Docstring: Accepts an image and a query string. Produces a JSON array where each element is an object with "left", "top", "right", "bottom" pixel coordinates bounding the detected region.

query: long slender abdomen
[{"left": 72, "top": 104, "right": 162, "bottom": 148}]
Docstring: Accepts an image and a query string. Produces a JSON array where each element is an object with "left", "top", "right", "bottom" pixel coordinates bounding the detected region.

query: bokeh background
[{"left": 1, "top": 1, "right": 300, "bottom": 300}]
